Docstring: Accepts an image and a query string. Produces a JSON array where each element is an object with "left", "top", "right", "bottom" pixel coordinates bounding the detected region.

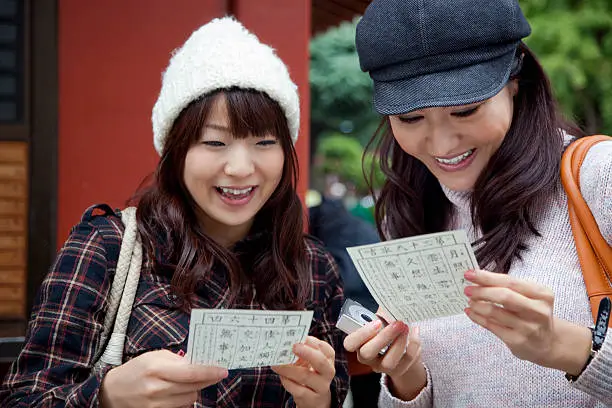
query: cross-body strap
[
  {"left": 93, "top": 206, "right": 143, "bottom": 369},
  {"left": 560, "top": 135, "right": 612, "bottom": 325}
]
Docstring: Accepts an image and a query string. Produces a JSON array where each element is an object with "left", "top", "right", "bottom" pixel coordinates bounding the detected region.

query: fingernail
[
  {"left": 177, "top": 350, "right": 185, "bottom": 357},
  {"left": 293, "top": 343, "right": 304, "bottom": 352},
  {"left": 464, "top": 269, "right": 476, "bottom": 280},
  {"left": 464, "top": 286, "right": 474, "bottom": 297},
  {"left": 391, "top": 321, "right": 408, "bottom": 333}
]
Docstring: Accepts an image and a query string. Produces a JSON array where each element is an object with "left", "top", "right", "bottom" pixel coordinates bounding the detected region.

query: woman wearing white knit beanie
[
  {"left": 343, "top": 0, "right": 612, "bottom": 407},
  {"left": 0, "top": 17, "right": 349, "bottom": 408}
]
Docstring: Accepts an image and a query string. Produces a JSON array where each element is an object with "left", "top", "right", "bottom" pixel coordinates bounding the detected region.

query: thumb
[{"left": 158, "top": 360, "right": 229, "bottom": 384}]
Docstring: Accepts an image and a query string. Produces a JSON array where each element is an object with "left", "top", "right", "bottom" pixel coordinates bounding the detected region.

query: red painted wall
[{"left": 57, "top": 0, "right": 311, "bottom": 245}]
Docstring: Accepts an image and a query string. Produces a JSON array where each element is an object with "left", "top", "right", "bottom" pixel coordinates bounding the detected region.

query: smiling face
[
  {"left": 389, "top": 82, "right": 518, "bottom": 191},
  {"left": 183, "top": 94, "right": 285, "bottom": 246}
]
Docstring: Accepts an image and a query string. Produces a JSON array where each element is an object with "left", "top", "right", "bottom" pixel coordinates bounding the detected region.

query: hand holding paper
[
  {"left": 346, "top": 230, "right": 478, "bottom": 323},
  {"left": 271, "top": 336, "right": 335, "bottom": 408},
  {"left": 186, "top": 309, "right": 313, "bottom": 370}
]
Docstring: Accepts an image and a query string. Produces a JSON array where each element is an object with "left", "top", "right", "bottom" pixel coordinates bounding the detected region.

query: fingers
[
  {"left": 466, "top": 300, "right": 547, "bottom": 345},
  {"left": 378, "top": 326, "right": 408, "bottom": 372},
  {"left": 305, "top": 336, "right": 335, "bottom": 360},
  {"left": 390, "top": 326, "right": 422, "bottom": 375},
  {"left": 464, "top": 269, "right": 554, "bottom": 324},
  {"left": 108, "top": 350, "right": 224, "bottom": 407},
  {"left": 464, "top": 269, "right": 555, "bottom": 302},
  {"left": 355, "top": 323, "right": 421, "bottom": 378},
  {"left": 467, "top": 300, "right": 522, "bottom": 327},
  {"left": 163, "top": 364, "right": 228, "bottom": 385},
  {"left": 376, "top": 307, "right": 395, "bottom": 324},
  {"left": 465, "top": 285, "right": 551, "bottom": 321},
  {"left": 291, "top": 342, "right": 335, "bottom": 379},
  {"left": 277, "top": 374, "right": 318, "bottom": 401},
  {"left": 465, "top": 286, "right": 529, "bottom": 313},
  {"left": 149, "top": 352, "right": 228, "bottom": 384},
  {"left": 465, "top": 306, "right": 516, "bottom": 342},
  {"left": 272, "top": 364, "right": 329, "bottom": 394},
  {"left": 271, "top": 337, "right": 336, "bottom": 394},
  {"left": 344, "top": 320, "right": 384, "bottom": 352},
  {"left": 358, "top": 321, "right": 407, "bottom": 361}
]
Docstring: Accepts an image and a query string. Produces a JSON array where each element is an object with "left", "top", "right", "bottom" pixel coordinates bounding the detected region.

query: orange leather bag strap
[{"left": 560, "top": 135, "right": 612, "bottom": 325}]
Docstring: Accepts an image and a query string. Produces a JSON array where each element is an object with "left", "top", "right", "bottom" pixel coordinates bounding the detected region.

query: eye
[
  {"left": 256, "top": 139, "right": 278, "bottom": 146},
  {"left": 452, "top": 106, "right": 480, "bottom": 118},
  {"left": 397, "top": 115, "right": 423, "bottom": 124},
  {"left": 202, "top": 141, "right": 225, "bottom": 147}
]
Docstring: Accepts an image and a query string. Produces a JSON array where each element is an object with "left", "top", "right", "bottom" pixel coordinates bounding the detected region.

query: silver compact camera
[
  {"left": 336, "top": 298, "right": 386, "bottom": 335},
  {"left": 336, "top": 299, "right": 391, "bottom": 355}
]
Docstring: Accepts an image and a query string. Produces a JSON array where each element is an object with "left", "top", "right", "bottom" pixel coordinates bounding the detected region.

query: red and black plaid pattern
[{"left": 0, "top": 205, "right": 349, "bottom": 407}]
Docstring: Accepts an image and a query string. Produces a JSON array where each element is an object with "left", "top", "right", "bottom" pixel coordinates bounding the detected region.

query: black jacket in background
[{"left": 309, "top": 197, "right": 379, "bottom": 312}]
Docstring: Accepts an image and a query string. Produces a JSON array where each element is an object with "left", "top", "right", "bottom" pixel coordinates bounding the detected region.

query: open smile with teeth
[
  {"left": 435, "top": 149, "right": 475, "bottom": 165},
  {"left": 216, "top": 186, "right": 255, "bottom": 198}
]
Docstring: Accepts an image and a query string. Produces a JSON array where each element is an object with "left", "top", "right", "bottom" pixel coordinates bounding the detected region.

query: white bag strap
[{"left": 93, "top": 206, "right": 143, "bottom": 370}]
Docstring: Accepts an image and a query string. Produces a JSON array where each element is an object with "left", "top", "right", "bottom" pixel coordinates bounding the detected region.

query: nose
[
  {"left": 224, "top": 144, "right": 255, "bottom": 177},
  {"left": 428, "top": 122, "right": 462, "bottom": 157}
]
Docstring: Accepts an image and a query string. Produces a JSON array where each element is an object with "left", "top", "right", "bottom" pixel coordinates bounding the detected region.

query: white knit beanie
[{"left": 151, "top": 17, "right": 300, "bottom": 155}]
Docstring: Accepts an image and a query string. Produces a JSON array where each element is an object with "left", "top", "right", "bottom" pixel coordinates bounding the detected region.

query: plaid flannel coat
[{"left": 0, "top": 205, "right": 349, "bottom": 407}]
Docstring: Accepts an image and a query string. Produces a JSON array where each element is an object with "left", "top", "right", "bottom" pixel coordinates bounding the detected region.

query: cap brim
[{"left": 372, "top": 47, "right": 516, "bottom": 115}]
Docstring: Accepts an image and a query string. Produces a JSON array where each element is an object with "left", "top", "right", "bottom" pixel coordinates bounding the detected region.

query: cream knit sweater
[{"left": 379, "top": 140, "right": 612, "bottom": 407}]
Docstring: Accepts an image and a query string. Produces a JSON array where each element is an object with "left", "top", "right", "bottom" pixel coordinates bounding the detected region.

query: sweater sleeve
[
  {"left": 570, "top": 140, "right": 612, "bottom": 405},
  {"left": 572, "top": 334, "right": 612, "bottom": 406},
  {"left": 378, "top": 365, "right": 433, "bottom": 408}
]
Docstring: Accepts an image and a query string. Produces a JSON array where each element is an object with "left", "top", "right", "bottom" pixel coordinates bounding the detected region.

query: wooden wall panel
[{"left": 0, "top": 141, "right": 27, "bottom": 319}]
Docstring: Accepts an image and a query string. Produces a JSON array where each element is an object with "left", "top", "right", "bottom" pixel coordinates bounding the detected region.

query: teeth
[
  {"left": 219, "top": 187, "right": 253, "bottom": 195},
  {"left": 435, "top": 149, "right": 474, "bottom": 165}
]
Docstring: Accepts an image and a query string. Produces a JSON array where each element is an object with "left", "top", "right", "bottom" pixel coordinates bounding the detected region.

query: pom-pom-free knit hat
[
  {"left": 152, "top": 17, "right": 300, "bottom": 155},
  {"left": 356, "top": 0, "right": 530, "bottom": 115}
]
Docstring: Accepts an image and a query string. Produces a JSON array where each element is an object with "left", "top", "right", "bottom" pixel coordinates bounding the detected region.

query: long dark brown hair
[
  {"left": 132, "top": 88, "right": 310, "bottom": 309},
  {"left": 366, "top": 43, "right": 584, "bottom": 273}
]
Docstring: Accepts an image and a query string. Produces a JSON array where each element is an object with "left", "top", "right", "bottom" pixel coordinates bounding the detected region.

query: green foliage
[
  {"left": 314, "top": 134, "right": 385, "bottom": 194},
  {"left": 310, "top": 19, "right": 381, "bottom": 146},
  {"left": 363, "top": 153, "right": 386, "bottom": 192},
  {"left": 316, "top": 134, "right": 362, "bottom": 179},
  {"left": 522, "top": 0, "right": 612, "bottom": 133}
]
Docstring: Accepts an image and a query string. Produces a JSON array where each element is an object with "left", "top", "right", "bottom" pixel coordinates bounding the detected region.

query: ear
[{"left": 508, "top": 79, "right": 519, "bottom": 97}]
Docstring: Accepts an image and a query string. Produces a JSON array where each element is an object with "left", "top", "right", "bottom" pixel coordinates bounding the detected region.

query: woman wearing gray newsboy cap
[{"left": 344, "top": 0, "right": 612, "bottom": 406}]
